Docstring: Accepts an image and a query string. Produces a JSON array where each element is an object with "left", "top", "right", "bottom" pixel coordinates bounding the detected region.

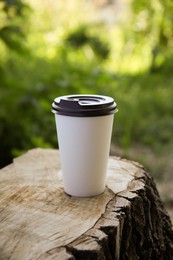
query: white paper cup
[{"left": 52, "top": 94, "right": 118, "bottom": 197}]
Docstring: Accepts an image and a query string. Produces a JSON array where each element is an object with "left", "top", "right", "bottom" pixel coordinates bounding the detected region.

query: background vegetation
[{"left": 0, "top": 0, "right": 173, "bottom": 185}]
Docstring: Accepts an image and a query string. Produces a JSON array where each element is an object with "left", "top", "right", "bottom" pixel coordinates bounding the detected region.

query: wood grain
[{"left": 0, "top": 148, "right": 173, "bottom": 259}]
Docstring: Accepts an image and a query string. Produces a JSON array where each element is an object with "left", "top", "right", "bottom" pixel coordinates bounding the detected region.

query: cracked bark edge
[{"left": 62, "top": 166, "right": 173, "bottom": 260}]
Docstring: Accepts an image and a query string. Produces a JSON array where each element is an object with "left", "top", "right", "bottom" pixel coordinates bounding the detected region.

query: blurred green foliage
[
  {"left": 0, "top": 0, "right": 30, "bottom": 53},
  {"left": 65, "top": 25, "right": 110, "bottom": 59},
  {"left": 126, "top": 0, "right": 173, "bottom": 71},
  {"left": 0, "top": 0, "right": 173, "bottom": 169}
]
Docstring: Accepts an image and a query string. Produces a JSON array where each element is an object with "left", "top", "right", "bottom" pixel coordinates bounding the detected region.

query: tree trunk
[{"left": 0, "top": 148, "right": 172, "bottom": 259}]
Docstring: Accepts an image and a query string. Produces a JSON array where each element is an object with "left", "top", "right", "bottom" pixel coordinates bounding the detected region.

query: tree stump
[{"left": 0, "top": 148, "right": 173, "bottom": 260}]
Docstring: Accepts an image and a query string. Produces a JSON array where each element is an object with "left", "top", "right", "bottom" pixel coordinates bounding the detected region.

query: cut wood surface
[{"left": 0, "top": 148, "right": 173, "bottom": 259}]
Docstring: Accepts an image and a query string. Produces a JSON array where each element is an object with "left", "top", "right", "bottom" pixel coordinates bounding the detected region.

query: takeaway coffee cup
[{"left": 52, "top": 94, "right": 118, "bottom": 197}]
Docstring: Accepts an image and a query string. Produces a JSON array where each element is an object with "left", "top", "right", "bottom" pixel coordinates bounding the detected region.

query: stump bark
[{"left": 0, "top": 148, "right": 172, "bottom": 260}]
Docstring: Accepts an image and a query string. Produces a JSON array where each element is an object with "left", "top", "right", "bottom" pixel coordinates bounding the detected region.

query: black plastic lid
[{"left": 52, "top": 94, "right": 117, "bottom": 117}]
